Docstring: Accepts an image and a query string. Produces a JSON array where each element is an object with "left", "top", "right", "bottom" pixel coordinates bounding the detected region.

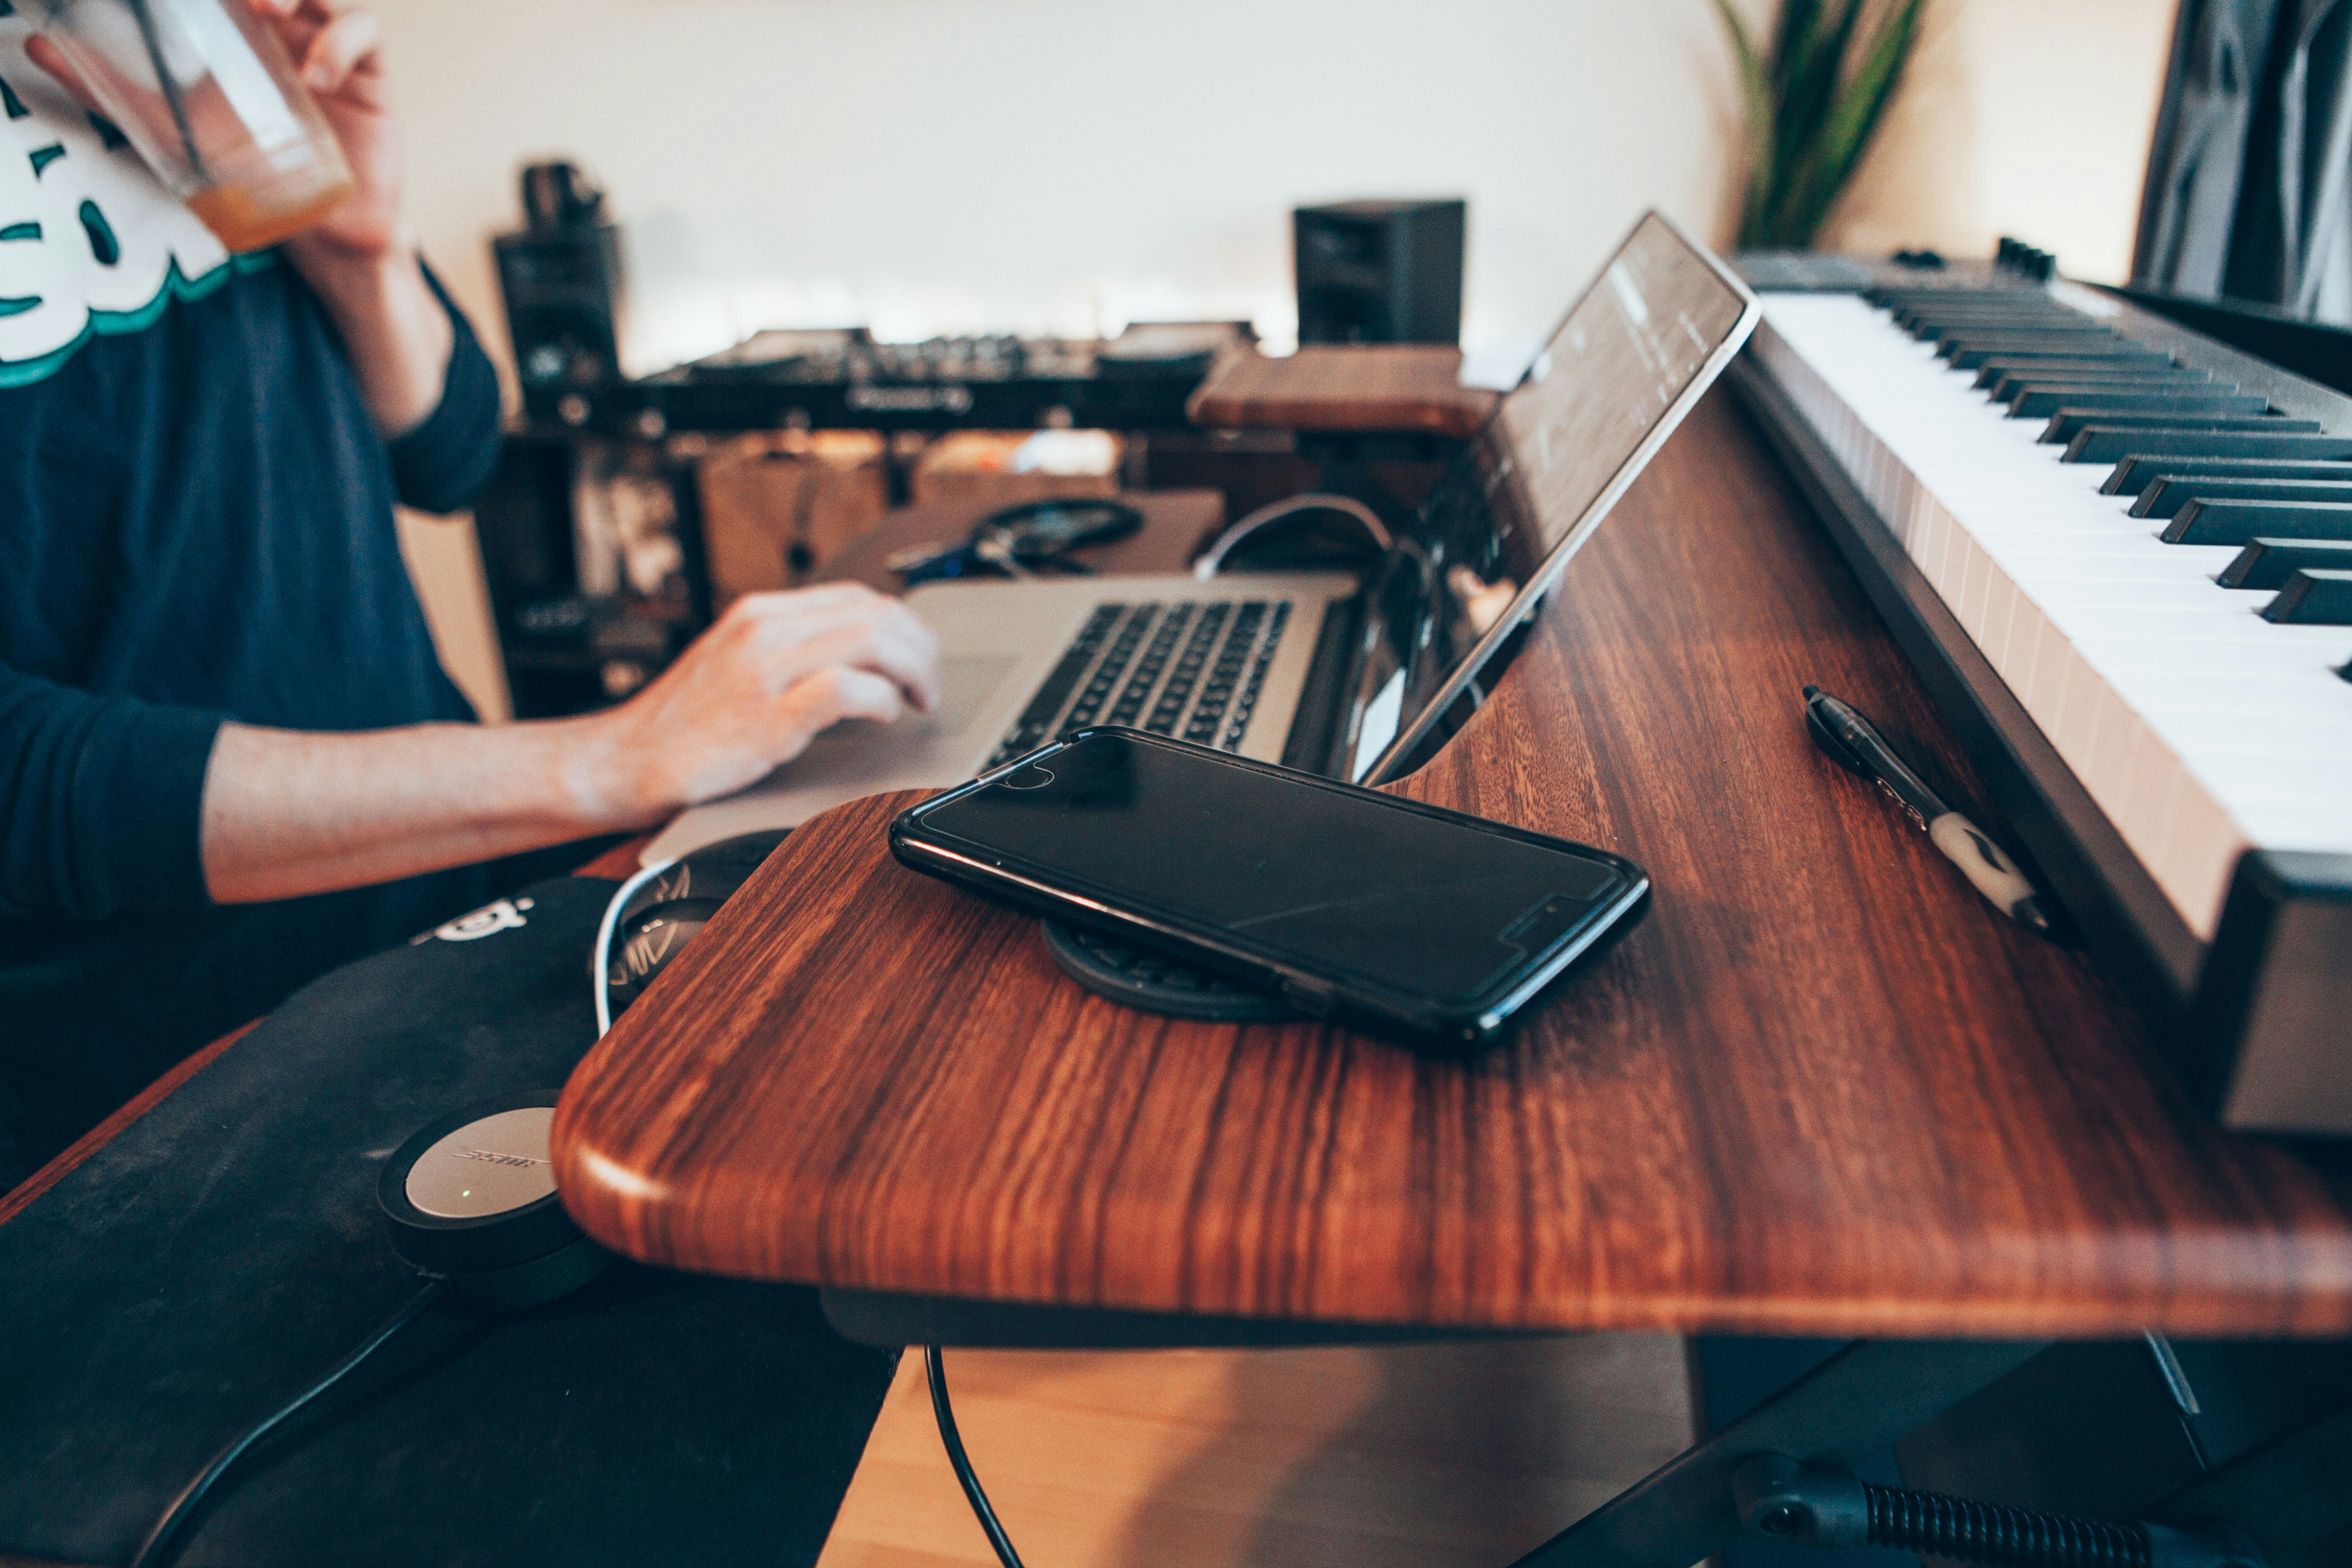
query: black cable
[
  {"left": 131, "top": 1281, "right": 447, "bottom": 1568},
  {"left": 923, "top": 1345, "right": 1027, "bottom": 1568},
  {"left": 1862, "top": 1482, "right": 2149, "bottom": 1568}
]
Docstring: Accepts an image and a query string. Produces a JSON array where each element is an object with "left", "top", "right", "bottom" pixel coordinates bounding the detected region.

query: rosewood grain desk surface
[{"left": 552, "top": 392, "right": 2352, "bottom": 1340}]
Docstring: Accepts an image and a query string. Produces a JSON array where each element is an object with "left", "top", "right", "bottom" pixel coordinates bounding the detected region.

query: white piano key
[
  {"left": 2159, "top": 785, "right": 2252, "bottom": 933},
  {"left": 2085, "top": 688, "right": 2144, "bottom": 805},
  {"left": 2054, "top": 645, "right": 2106, "bottom": 772},
  {"left": 2022, "top": 616, "right": 2069, "bottom": 732},
  {"left": 2112, "top": 712, "right": 2184, "bottom": 851},
  {"left": 1960, "top": 540, "right": 1992, "bottom": 636},
  {"left": 1981, "top": 562, "right": 2020, "bottom": 671},
  {"left": 1754, "top": 294, "right": 2352, "bottom": 939}
]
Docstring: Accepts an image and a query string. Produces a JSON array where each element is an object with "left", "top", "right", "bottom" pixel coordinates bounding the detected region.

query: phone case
[{"left": 888, "top": 730, "right": 1651, "bottom": 1051}]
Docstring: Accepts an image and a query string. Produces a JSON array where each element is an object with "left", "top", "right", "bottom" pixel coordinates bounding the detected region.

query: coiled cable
[{"left": 1864, "top": 1481, "right": 2150, "bottom": 1568}]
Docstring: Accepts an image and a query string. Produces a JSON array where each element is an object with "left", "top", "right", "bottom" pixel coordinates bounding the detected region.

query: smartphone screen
[{"left": 911, "top": 732, "right": 1634, "bottom": 1006}]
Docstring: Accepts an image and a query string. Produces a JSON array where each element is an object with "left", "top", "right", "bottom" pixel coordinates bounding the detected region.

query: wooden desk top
[
  {"left": 552, "top": 392, "right": 2352, "bottom": 1339},
  {"left": 1186, "top": 346, "right": 1499, "bottom": 441}
]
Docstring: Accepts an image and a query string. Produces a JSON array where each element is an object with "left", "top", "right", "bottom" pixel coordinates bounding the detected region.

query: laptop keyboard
[{"left": 987, "top": 598, "right": 1294, "bottom": 767}]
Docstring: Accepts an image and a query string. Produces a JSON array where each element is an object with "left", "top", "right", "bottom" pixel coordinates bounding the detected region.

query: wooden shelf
[{"left": 1186, "top": 346, "right": 1498, "bottom": 440}]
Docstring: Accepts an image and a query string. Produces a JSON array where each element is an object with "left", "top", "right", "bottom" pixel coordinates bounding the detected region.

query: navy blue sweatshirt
[{"left": 0, "top": 15, "right": 523, "bottom": 1183}]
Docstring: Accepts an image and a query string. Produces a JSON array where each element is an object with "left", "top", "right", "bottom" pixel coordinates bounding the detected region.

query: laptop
[{"left": 643, "top": 211, "right": 1759, "bottom": 864}]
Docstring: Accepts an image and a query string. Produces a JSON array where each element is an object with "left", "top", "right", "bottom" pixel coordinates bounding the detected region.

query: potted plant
[{"left": 1715, "top": 0, "right": 1932, "bottom": 250}]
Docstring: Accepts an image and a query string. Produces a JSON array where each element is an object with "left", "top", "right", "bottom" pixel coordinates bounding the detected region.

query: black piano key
[
  {"left": 1887, "top": 287, "right": 2069, "bottom": 302},
  {"left": 1990, "top": 364, "right": 2215, "bottom": 388},
  {"left": 1897, "top": 292, "right": 2077, "bottom": 304},
  {"left": 1930, "top": 323, "right": 2119, "bottom": 343},
  {"left": 2071, "top": 429, "right": 2352, "bottom": 464},
  {"left": 1890, "top": 293, "right": 2071, "bottom": 310},
  {"left": 2258, "top": 569, "right": 2352, "bottom": 624},
  {"left": 2162, "top": 499, "right": 2352, "bottom": 544},
  {"left": 1884, "top": 292, "right": 2074, "bottom": 313},
  {"left": 1906, "top": 313, "right": 2089, "bottom": 338},
  {"left": 2101, "top": 455, "right": 2352, "bottom": 495},
  {"left": 2056, "top": 420, "right": 2332, "bottom": 457},
  {"left": 1913, "top": 303, "right": 2113, "bottom": 315},
  {"left": 1974, "top": 355, "right": 2178, "bottom": 390},
  {"left": 2215, "top": 538, "right": 2352, "bottom": 589},
  {"left": 2009, "top": 389, "right": 2267, "bottom": 419},
  {"left": 1967, "top": 349, "right": 2173, "bottom": 381},
  {"left": 1935, "top": 331, "right": 2120, "bottom": 360},
  {"left": 2130, "top": 477, "right": 2352, "bottom": 519},
  {"left": 1988, "top": 370, "right": 2216, "bottom": 403},
  {"left": 2045, "top": 411, "right": 2317, "bottom": 445},
  {"left": 1875, "top": 284, "right": 2035, "bottom": 299},
  {"left": 1910, "top": 322, "right": 2098, "bottom": 340},
  {"left": 1948, "top": 342, "right": 2155, "bottom": 370}
]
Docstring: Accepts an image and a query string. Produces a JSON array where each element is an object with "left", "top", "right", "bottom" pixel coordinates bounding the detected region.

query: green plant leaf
[
  {"left": 1721, "top": 0, "right": 1930, "bottom": 250},
  {"left": 1710, "top": 0, "right": 1780, "bottom": 247},
  {"left": 1764, "top": 0, "right": 1855, "bottom": 235},
  {"left": 1769, "top": 0, "right": 1821, "bottom": 91},
  {"left": 1773, "top": 0, "right": 1862, "bottom": 183},
  {"left": 1785, "top": 0, "right": 1928, "bottom": 242}
]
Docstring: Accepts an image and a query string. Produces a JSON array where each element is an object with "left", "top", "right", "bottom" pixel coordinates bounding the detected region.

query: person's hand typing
[
  {"left": 579, "top": 584, "right": 945, "bottom": 824},
  {"left": 199, "top": 583, "right": 947, "bottom": 905}
]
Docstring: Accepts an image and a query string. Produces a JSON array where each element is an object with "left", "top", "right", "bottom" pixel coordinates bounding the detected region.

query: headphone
[{"left": 377, "top": 1090, "right": 611, "bottom": 1315}]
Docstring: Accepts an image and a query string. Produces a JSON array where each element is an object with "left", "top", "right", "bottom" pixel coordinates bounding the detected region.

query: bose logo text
[{"left": 455, "top": 1148, "right": 545, "bottom": 1170}]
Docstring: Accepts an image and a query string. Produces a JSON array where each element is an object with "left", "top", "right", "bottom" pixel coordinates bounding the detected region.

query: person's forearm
[
  {"left": 198, "top": 716, "right": 654, "bottom": 905},
  {"left": 288, "top": 237, "right": 454, "bottom": 438},
  {"left": 197, "top": 585, "right": 941, "bottom": 906}
]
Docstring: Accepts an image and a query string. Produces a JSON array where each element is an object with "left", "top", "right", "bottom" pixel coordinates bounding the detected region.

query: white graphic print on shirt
[{"left": 0, "top": 9, "right": 258, "bottom": 389}]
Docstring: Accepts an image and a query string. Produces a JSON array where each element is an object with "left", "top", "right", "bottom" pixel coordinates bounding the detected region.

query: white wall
[
  {"left": 377, "top": 0, "right": 2177, "bottom": 392},
  {"left": 1824, "top": 0, "right": 2177, "bottom": 287},
  {"left": 380, "top": 0, "right": 1751, "bottom": 386}
]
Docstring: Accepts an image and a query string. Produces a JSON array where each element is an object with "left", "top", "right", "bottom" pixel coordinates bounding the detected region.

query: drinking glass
[{"left": 28, "top": 0, "right": 354, "bottom": 253}]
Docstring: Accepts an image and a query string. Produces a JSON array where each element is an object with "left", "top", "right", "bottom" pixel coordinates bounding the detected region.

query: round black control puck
[
  {"left": 1041, "top": 921, "right": 1301, "bottom": 1024},
  {"left": 377, "top": 1091, "right": 612, "bottom": 1315}
]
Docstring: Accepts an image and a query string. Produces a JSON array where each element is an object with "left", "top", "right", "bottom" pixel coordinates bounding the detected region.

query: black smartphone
[{"left": 889, "top": 729, "right": 1650, "bottom": 1050}]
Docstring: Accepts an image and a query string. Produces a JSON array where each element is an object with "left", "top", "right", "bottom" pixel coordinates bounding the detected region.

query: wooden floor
[{"left": 816, "top": 1336, "right": 1697, "bottom": 1568}]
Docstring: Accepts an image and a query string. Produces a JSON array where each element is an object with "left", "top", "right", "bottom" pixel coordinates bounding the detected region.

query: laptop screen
[{"left": 1347, "top": 211, "right": 1758, "bottom": 783}]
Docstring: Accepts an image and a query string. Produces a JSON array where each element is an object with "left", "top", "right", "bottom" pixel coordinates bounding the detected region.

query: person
[{"left": 0, "top": 0, "right": 942, "bottom": 1187}]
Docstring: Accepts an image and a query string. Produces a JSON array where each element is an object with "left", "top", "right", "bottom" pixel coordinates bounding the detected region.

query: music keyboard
[
  {"left": 1751, "top": 289, "right": 2352, "bottom": 938},
  {"left": 1733, "top": 260, "right": 2352, "bottom": 1134}
]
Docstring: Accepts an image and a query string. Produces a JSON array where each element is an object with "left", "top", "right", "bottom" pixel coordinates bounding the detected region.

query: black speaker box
[
  {"left": 1294, "top": 198, "right": 1466, "bottom": 346},
  {"left": 494, "top": 224, "right": 626, "bottom": 415}
]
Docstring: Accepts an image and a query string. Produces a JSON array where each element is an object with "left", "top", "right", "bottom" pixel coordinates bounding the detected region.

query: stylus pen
[{"left": 1801, "top": 685, "right": 2054, "bottom": 936}]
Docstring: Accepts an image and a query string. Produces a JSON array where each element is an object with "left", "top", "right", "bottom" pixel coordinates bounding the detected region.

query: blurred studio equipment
[
  {"left": 470, "top": 433, "right": 702, "bottom": 719},
  {"left": 696, "top": 431, "right": 889, "bottom": 606},
  {"left": 2135, "top": 0, "right": 2352, "bottom": 325},
  {"left": 495, "top": 160, "right": 628, "bottom": 421},
  {"left": 1293, "top": 198, "right": 1466, "bottom": 345},
  {"left": 565, "top": 321, "right": 1250, "bottom": 439}
]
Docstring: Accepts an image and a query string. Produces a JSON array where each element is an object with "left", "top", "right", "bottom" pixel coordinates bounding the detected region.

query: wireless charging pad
[
  {"left": 1042, "top": 922, "right": 1302, "bottom": 1024},
  {"left": 378, "top": 1091, "right": 612, "bottom": 1315}
]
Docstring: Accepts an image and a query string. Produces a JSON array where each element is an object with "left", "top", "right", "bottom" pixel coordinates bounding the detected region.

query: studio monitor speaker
[
  {"left": 495, "top": 224, "right": 626, "bottom": 415},
  {"left": 1294, "top": 198, "right": 1466, "bottom": 346}
]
